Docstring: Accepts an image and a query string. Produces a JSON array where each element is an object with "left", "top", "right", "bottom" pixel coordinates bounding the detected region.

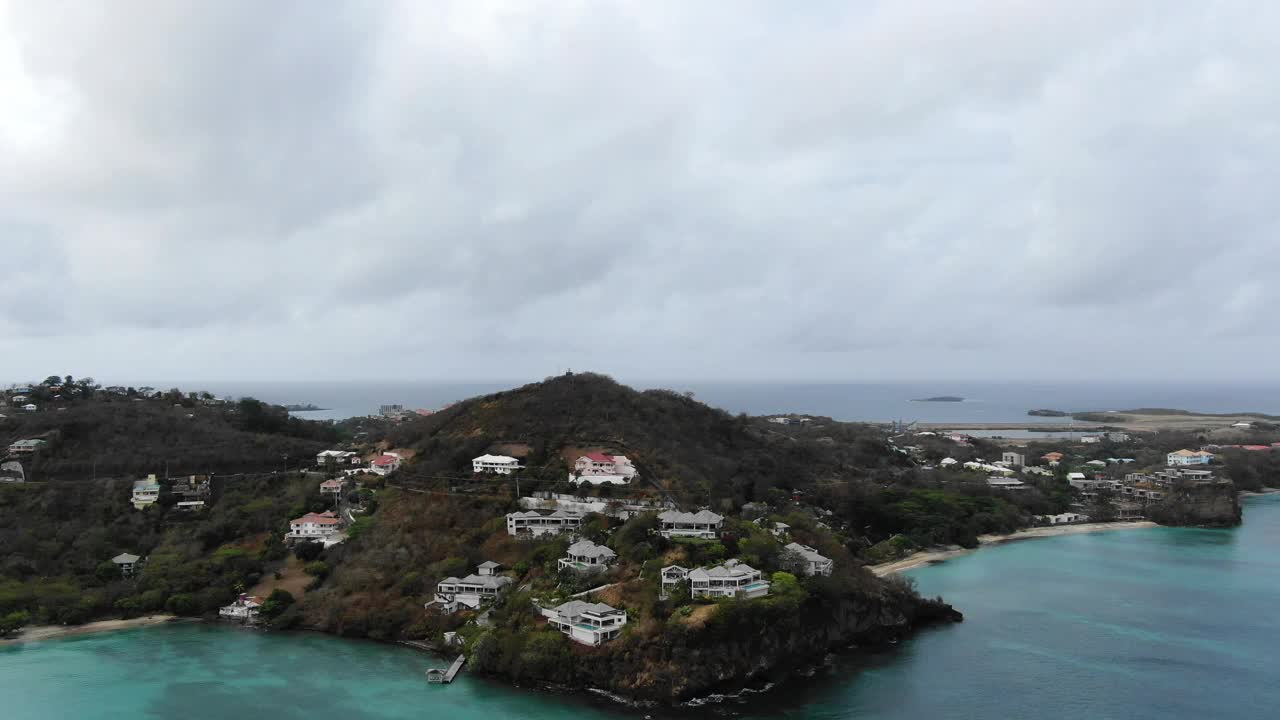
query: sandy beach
[
  {"left": 0, "top": 615, "right": 179, "bottom": 646},
  {"left": 869, "top": 521, "right": 1158, "bottom": 576}
]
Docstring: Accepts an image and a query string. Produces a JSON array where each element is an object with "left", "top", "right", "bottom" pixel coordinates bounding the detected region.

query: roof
[
  {"left": 474, "top": 454, "right": 518, "bottom": 463},
  {"left": 112, "top": 553, "right": 140, "bottom": 564},
  {"left": 583, "top": 452, "right": 616, "bottom": 463},
  {"left": 320, "top": 479, "right": 344, "bottom": 488},
  {"left": 688, "top": 562, "right": 760, "bottom": 581},
  {"left": 566, "top": 540, "right": 616, "bottom": 560},
  {"left": 293, "top": 512, "right": 341, "bottom": 526},
  {"left": 8, "top": 439, "right": 45, "bottom": 448},
  {"left": 552, "top": 600, "right": 622, "bottom": 618},
  {"left": 477, "top": 561, "right": 502, "bottom": 570},
  {"left": 132, "top": 479, "right": 160, "bottom": 490},
  {"left": 784, "top": 542, "right": 830, "bottom": 564},
  {"left": 440, "top": 573, "right": 513, "bottom": 590},
  {"left": 372, "top": 455, "right": 399, "bottom": 466},
  {"left": 658, "top": 509, "right": 724, "bottom": 525}
]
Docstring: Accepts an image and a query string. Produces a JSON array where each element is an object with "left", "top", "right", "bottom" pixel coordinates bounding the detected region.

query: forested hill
[
  {"left": 386, "top": 372, "right": 905, "bottom": 506},
  {"left": 1, "top": 396, "right": 338, "bottom": 481}
]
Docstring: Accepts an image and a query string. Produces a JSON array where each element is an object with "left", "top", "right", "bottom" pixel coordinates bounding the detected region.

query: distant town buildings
[{"left": 472, "top": 454, "right": 520, "bottom": 475}]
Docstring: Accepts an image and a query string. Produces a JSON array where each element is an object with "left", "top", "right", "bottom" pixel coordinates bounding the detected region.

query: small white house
[
  {"left": 316, "top": 450, "right": 361, "bottom": 466},
  {"left": 986, "top": 477, "right": 1027, "bottom": 491},
  {"left": 1036, "top": 512, "right": 1089, "bottom": 525},
  {"left": 1066, "top": 472, "right": 1089, "bottom": 489},
  {"left": 783, "top": 542, "right": 833, "bottom": 576},
  {"left": 1001, "top": 452, "right": 1026, "bottom": 467},
  {"left": 659, "top": 565, "right": 690, "bottom": 598},
  {"left": 112, "top": 553, "right": 141, "bottom": 577},
  {"left": 132, "top": 475, "right": 161, "bottom": 509},
  {"left": 219, "top": 594, "right": 263, "bottom": 621},
  {"left": 472, "top": 454, "right": 520, "bottom": 474},
  {"left": 7, "top": 439, "right": 45, "bottom": 455},
  {"left": 21, "top": 404, "right": 37, "bottom": 412}
]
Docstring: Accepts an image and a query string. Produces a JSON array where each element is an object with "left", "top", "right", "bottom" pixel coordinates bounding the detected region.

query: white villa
[
  {"left": 370, "top": 454, "right": 402, "bottom": 475},
  {"left": 558, "top": 539, "right": 616, "bottom": 573},
  {"left": 316, "top": 450, "right": 361, "bottom": 466},
  {"left": 540, "top": 600, "right": 628, "bottom": 646},
  {"left": 7, "top": 439, "right": 45, "bottom": 455},
  {"left": 569, "top": 452, "right": 638, "bottom": 485},
  {"left": 660, "top": 565, "right": 690, "bottom": 598},
  {"left": 986, "top": 477, "right": 1028, "bottom": 491},
  {"left": 132, "top": 475, "right": 161, "bottom": 509},
  {"left": 657, "top": 509, "right": 724, "bottom": 539},
  {"left": 1167, "top": 449, "right": 1214, "bottom": 466},
  {"left": 783, "top": 542, "right": 833, "bottom": 576},
  {"left": 506, "top": 510, "right": 584, "bottom": 537},
  {"left": 473, "top": 454, "right": 520, "bottom": 474},
  {"left": 1036, "top": 512, "right": 1089, "bottom": 525},
  {"left": 688, "top": 560, "right": 770, "bottom": 599},
  {"left": 219, "top": 593, "right": 263, "bottom": 621},
  {"left": 430, "top": 562, "right": 513, "bottom": 613},
  {"left": 287, "top": 510, "right": 343, "bottom": 541},
  {"left": 112, "top": 552, "right": 141, "bottom": 577}
]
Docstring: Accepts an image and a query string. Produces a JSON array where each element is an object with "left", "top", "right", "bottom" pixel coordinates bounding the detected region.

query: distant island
[
  {"left": 913, "top": 395, "right": 964, "bottom": 402},
  {"left": 284, "top": 403, "right": 327, "bottom": 412},
  {"left": 1028, "top": 409, "right": 1069, "bottom": 417}
]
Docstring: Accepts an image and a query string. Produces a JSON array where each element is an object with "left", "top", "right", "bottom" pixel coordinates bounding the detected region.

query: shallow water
[{"left": 4, "top": 495, "right": 1278, "bottom": 719}]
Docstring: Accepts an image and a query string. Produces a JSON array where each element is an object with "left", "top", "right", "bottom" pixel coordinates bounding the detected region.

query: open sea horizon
[{"left": 165, "top": 379, "right": 1280, "bottom": 423}]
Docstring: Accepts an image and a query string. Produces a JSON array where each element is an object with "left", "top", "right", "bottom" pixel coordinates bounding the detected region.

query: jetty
[{"left": 426, "top": 654, "right": 466, "bottom": 684}]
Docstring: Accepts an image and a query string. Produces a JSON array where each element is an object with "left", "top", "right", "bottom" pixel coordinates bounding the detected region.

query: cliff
[{"left": 1148, "top": 484, "right": 1242, "bottom": 528}]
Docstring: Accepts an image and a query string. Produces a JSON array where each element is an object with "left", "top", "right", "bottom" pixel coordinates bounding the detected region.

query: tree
[
  {"left": 259, "top": 589, "right": 294, "bottom": 618},
  {"left": 293, "top": 541, "right": 324, "bottom": 562},
  {"left": 0, "top": 610, "right": 31, "bottom": 636}
]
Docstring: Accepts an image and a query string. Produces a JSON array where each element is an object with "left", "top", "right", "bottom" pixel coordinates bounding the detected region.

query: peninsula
[{"left": 0, "top": 372, "right": 1257, "bottom": 704}]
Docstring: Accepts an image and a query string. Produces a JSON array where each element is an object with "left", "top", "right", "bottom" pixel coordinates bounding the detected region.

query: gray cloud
[{"left": 0, "top": 0, "right": 1276, "bottom": 382}]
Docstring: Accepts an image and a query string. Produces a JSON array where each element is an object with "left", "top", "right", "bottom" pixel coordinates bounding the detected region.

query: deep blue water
[
  {"left": 174, "top": 379, "right": 1280, "bottom": 423},
  {"left": 3, "top": 496, "right": 1277, "bottom": 719}
]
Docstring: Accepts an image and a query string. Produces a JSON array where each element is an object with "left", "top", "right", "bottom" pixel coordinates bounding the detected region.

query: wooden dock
[{"left": 426, "top": 655, "right": 466, "bottom": 684}]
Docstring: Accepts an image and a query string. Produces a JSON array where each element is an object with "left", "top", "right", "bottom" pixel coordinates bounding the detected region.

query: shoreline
[
  {"left": 0, "top": 615, "right": 179, "bottom": 647},
  {"left": 869, "top": 521, "right": 1158, "bottom": 575}
]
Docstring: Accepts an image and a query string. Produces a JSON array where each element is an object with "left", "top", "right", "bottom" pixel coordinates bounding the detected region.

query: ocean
[
  {"left": 4, "top": 495, "right": 1278, "bottom": 719},
  {"left": 178, "top": 379, "right": 1280, "bottom": 423}
]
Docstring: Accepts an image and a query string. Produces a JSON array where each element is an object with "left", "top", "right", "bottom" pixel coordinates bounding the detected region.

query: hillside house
[
  {"left": 569, "top": 452, "right": 638, "bottom": 485},
  {"left": 986, "top": 477, "right": 1028, "bottom": 491},
  {"left": 657, "top": 510, "right": 724, "bottom": 539},
  {"left": 1000, "top": 452, "right": 1026, "bottom": 467},
  {"left": 430, "top": 563, "right": 513, "bottom": 613},
  {"left": 1036, "top": 513, "right": 1089, "bottom": 525},
  {"left": 506, "top": 510, "right": 584, "bottom": 537},
  {"left": 170, "top": 475, "right": 210, "bottom": 500},
  {"left": 7, "top": 439, "right": 45, "bottom": 455},
  {"left": 287, "top": 511, "right": 342, "bottom": 541},
  {"left": 319, "top": 479, "right": 345, "bottom": 497},
  {"left": 112, "top": 553, "right": 141, "bottom": 577},
  {"left": 219, "top": 594, "right": 263, "bottom": 621},
  {"left": 558, "top": 540, "right": 617, "bottom": 573},
  {"left": 783, "top": 542, "right": 833, "bottom": 576},
  {"left": 540, "top": 600, "right": 628, "bottom": 646},
  {"left": 688, "top": 560, "right": 771, "bottom": 599},
  {"left": 472, "top": 454, "right": 520, "bottom": 474},
  {"left": 370, "top": 454, "right": 401, "bottom": 475},
  {"left": 1066, "top": 472, "right": 1088, "bottom": 489},
  {"left": 316, "top": 450, "right": 361, "bottom": 467},
  {"left": 660, "top": 565, "right": 690, "bottom": 598},
  {"left": 131, "top": 475, "right": 161, "bottom": 509},
  {"left": 1167, "top": 450, "right": 1214, "bottom": 466}
]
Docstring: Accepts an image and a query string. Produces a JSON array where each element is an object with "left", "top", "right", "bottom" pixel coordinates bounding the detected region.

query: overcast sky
[{"left": 1, "top": 1, "right": 1276, "bottom": 384}]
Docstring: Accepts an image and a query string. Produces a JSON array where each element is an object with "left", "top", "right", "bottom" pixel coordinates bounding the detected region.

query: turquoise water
[{"left": 5, "top": 496, "right": 1279, "bottom": 719}]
